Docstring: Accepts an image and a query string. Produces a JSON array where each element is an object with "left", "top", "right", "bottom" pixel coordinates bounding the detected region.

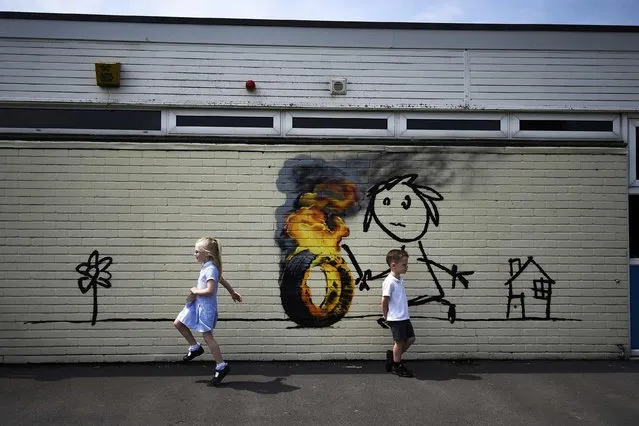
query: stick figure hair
[
  {"left": 195, "top": 237, "right": 223, "bottom": 273},
  {"left": 363, "top": 174, "right": 443, "bottom": 242}
]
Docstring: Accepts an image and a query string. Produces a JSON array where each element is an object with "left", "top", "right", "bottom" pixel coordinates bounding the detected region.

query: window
[
  {"left": 519, "top": 120, "right": 613, "bottom": 132},
  {"left": 0, "top": 107, "right": 161, "bottom": 134},
  {"left": 0, "top": 106, "right": 627, "bottom": 142},
  {"left": 284, "top": 111, "right": 394, "bottom": 138},
  {"left": 630, "top": 195, "right": 639, "bottom": 259},
  {"left": 167, "top": 110, "right": 281, "bottom": 136},
  {"left": 512, "top": 113, "right": 621, "bottom": 140},
  {"left": 292, "top": 117, "right": 388, "bottom": 130},
  {"left": 629, "top": 119, "right": 638, "bottom": 262},
  {"left": 532, "top": 278, "right": 552, "bottom": 301},
  {"left": 176, "top": 115, "right": 273, "bottom": 128},
  {"left": 407, "top": 118, "right": 500, "bottom": 131},
  {"left": 399, "top": 112, "right": 507, "bottom": 139}
]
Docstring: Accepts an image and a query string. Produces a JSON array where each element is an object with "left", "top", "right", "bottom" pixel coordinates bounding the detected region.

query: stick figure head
[{"left": 363, "top": 174, "right": 443, "bottom": 243}]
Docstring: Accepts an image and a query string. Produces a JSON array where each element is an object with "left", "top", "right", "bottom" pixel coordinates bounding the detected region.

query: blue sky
[{"left": 1, "top": 0, "right": 638, "bottom": 25}]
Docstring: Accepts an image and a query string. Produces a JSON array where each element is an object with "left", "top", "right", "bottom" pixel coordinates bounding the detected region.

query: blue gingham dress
[{"left": 175, "top": 260, "right": 219, "bottom": 332}]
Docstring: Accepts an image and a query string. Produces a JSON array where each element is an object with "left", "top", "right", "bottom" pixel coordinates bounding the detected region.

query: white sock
[
  {"left": 215, "top": 361, "right": 227, "bottom": 371},
  {"left": 189, "top": 343, "right": 200, "bottom": 351}
]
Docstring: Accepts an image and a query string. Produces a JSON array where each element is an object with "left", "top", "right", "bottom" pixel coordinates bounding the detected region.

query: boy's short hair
[{"left": 386, "top": 249, "right": 409, "bottom": 266}]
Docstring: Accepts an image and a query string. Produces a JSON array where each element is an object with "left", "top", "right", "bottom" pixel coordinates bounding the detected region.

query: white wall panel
[
  {"left": 2, "top": 15, "right": 638, "bottom": 51},
  {"left": 469, "top": 50, "right": 639, "bottom": 110},
  {"left": 0, "top": 39, "right": 466, "bottom": 109},
  {"left": 2, "top": 34, "right": 639, "bottom": 111},
  {"left": 2, "top": 14, "right": 639, "bottom": 112}
]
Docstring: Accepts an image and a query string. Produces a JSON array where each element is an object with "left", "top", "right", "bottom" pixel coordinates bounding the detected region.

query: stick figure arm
[
  {"left": 342, "top": 244, "right": 389, "bottom": 291},
  {"left": 418, "top": 256, "right": 474, "bottom": 289}
]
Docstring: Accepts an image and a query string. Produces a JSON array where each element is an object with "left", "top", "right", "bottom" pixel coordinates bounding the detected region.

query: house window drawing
[{"left": 505, "top": 257, "right": 555, "bottom": 320}]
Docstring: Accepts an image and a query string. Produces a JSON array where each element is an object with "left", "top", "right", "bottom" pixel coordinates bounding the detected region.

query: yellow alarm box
[{"left": 95, "top": 63, "right": 121, "bottom": 88}]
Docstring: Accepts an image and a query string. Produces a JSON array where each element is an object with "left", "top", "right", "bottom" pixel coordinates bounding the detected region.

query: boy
[{"left": 381, "top": 249, "right": 415, "bottom": 378}]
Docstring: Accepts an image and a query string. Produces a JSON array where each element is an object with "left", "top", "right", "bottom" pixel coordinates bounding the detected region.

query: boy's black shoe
[
  {"left": 392, "top": 363, "right": 414, "bottom": 378},
  {"left": 210, "top": 364, "right": 231, "bottom": 386},
  {"left": 182, "top": 345, "right": 204, "bottom": 361},
  {"left": 385, "top": 350, "right": 393, "bottom": 372}
]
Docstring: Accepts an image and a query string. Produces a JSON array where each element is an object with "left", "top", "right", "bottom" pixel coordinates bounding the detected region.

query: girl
[{"left": 174, "top": 237, "right": 242, "bottom": 386}]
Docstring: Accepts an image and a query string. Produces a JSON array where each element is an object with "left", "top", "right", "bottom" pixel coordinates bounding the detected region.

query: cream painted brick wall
[{"left": 0, "top": 142, "right": 629, "bottom": 362}]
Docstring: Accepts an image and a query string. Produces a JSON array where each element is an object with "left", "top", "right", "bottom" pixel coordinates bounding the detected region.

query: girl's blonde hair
[{"left": 195, "top": 237, "right": 222, "bottom": 273}]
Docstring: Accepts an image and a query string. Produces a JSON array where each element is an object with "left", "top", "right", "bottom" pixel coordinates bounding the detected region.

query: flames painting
[{"left": 279, "top": 180, "right": 359, "bottom": 327}]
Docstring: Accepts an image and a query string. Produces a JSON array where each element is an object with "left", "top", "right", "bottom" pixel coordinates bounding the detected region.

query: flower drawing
[{"left": 76, "top": 250, "right": 113, "bottom": 326}]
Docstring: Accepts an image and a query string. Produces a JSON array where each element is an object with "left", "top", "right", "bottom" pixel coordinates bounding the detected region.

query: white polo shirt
[{"left": 382, "top": 274, "right": 409, "bottom": 321}]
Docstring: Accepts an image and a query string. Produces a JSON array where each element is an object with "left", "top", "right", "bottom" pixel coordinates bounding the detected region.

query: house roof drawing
[{"left": 505, "top": 256, "right": 555, "bottom": 287}]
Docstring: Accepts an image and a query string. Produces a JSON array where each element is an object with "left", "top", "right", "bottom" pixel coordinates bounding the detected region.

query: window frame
[
  {"left": 629, "top": 118, "right": 639, "bottom": 188},
  {"left": 628, "top": 119, "right": 638, "bottom": 264},
  {"left": 0, "top": 105, "right": 629, "bottom": 142},
  {"left": 167, "top": 109, "right": 282, "bottom": 136},
  {"left": 0, "top": 106, "right": 163, "bottom": 136},
  {"left": 283, "top": 110, "right": 394, "bottom": 138},
  {"left": 511, "top": 113, "right": 622, "bottom": 140},
  {"left": 398, "top": 112, "right": 508, "bottom": 139}
]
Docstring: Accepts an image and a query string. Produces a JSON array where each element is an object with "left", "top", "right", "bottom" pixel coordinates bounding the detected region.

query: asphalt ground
[{"left": 1, "top": 360, "right": 638, "bottom": 425}]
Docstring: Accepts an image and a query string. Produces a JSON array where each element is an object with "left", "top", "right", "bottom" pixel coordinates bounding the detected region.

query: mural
[{"left": 24, "top": 154, "right": 578, "bottom": 329}]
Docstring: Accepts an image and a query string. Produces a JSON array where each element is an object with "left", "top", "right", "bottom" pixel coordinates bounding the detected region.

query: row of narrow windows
[{"left": 0, "top": 107, "right": 616, "bottom": 134}]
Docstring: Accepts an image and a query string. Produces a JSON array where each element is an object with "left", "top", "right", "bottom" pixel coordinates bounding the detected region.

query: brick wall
[{"left": 0, "top": 142, "right": 629, "bottom": 362}]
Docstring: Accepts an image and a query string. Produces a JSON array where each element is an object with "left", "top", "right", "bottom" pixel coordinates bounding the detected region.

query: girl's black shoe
[
  {"left": 210, "top": 364, "right": 231, "bottom": 386},
  {"left": 182, "top": 345, "right": 204, "bottom": 361}
]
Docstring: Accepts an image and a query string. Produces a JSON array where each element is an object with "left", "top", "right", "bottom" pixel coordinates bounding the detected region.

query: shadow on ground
[{"left": 1, "top": 360, "right": 638, "bottom": 383}]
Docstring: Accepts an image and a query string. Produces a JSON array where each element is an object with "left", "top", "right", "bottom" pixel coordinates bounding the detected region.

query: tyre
[{"left": 280, "top": 249, "right": 355, "bottom": 327}]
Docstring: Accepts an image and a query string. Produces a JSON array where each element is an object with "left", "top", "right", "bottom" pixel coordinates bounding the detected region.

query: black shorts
[{"left": 387, "top": 319, "right": 415, "bottom": 342}]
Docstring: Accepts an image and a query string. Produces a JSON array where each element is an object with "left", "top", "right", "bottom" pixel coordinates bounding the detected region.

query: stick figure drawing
[{"left": 343, "top": 174, "right": 474, "bottom": 323}]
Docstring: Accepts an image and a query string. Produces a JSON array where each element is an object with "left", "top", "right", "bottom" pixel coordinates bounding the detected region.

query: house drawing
[{"left": 505, "top": 257, "right": 555, "bottom": 320}]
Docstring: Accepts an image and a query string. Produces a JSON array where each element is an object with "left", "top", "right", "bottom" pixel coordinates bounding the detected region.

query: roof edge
[{"left": 1, "top": 11, "right": 639, "bottom": 32}]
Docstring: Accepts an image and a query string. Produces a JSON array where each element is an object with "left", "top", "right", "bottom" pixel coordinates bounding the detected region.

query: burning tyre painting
[
  {"left": 280, "top": 249, "right": 354, "bottom": 327},
  {"left": 278, "top": 178, "right": 359, "bottom": 327}
]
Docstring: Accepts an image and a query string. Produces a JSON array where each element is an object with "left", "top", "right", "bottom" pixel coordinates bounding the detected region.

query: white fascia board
[{"left": 1, "top": 16, "right": 639, "bottom": 51}]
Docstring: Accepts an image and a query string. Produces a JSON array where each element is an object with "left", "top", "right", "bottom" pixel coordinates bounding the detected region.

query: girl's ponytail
[{"left": 209, "top": 238, "right": 222, "bottom": 274}]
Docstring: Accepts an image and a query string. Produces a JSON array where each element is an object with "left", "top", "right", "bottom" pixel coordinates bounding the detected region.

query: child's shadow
[
  {"left": 411, "top": 361, "right": 482, "bottom": 382},
  {"left": 199, "top": 377, "right": 300, "bottom": 394}
]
